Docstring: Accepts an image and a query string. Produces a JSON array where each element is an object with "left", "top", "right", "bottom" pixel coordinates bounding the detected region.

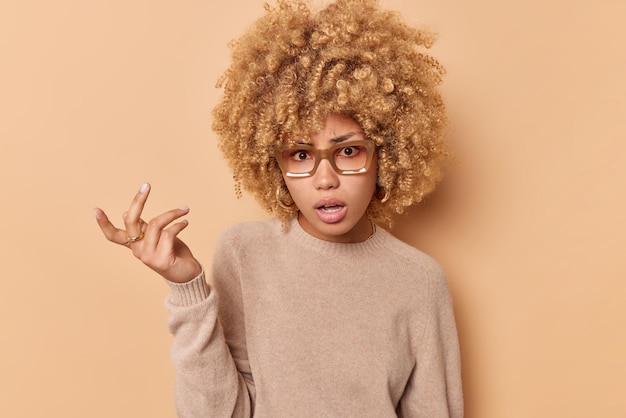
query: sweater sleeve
[
  {"left": 397, "top": 273, "right": 464, "bottom": 418},
  {"left": 165, "top": 231, "right": 254, "bottom": 417}
]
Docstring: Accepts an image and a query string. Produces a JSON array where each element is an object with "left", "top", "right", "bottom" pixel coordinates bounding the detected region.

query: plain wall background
[{"left": 1, "top": 0, "right": 625, "bottom": 416}]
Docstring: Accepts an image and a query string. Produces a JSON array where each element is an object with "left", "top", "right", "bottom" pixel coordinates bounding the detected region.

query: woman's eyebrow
[
  {"left": 291, "top": 131, "right": 364, "bottom": 146},
  {"left": 330, "top": 131, "right": 362, "bottom": 144}
]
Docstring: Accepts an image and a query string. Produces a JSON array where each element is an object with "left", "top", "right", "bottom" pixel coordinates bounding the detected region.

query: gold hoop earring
[
  {"left": 376, "top": 185, "right": 390, "bottom": 204},
  {"left": 276, "top": 186, "right": 295, "bottom": 210}
]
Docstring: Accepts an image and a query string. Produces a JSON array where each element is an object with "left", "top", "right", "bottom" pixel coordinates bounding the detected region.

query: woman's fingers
[
  {"left": 95, "top": 186, "right": 197, "bottom": 282},
  {"left": 157, "top": 218, "right": 190, "bottom": 250},
  {"left": 94, "top": 207, "right": 128, "bottom": 245},
  {"left": 142, "top": 206, "right": 191, "bottom": 251},
  {"left": 124, "top": 182, "right": 150, "bottom": 238},
  {"left": 129, "top": 211, "right": 192, "bottom": 277},
  {"left": 96, "top": 204, "right": 189, "bottom": 251}
]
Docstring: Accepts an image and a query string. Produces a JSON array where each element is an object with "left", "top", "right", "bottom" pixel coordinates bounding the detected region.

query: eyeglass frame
[{"left": 274, "top": 139, "right": 376, "bottom": 178}]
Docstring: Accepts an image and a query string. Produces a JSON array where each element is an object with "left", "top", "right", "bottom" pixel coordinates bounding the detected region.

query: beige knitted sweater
[{"left": 165, "top": 218, "right": 463, "bottom": 417}]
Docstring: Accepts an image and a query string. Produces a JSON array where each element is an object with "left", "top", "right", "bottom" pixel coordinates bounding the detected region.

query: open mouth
[
  {"left": 318, "top": 204, "right": 344, "bottom": 212},
  {"left": 314, "top": 200, "right": 347, "bottom": 223}
]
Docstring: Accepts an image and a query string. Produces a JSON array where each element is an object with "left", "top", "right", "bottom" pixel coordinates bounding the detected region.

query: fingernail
[
  {"left": 179, "top": 206, "right": 189, "bottom": 211},
  {"left": 140, "top": 182, "right": 149, "bottom": 193},
  {"left": 93, "top": 208, "right": 101, "bottom": 219}
]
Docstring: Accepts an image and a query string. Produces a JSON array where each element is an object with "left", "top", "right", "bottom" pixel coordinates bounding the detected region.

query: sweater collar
[{"left": 284, "top": 216, "right": 389, "bottom": 256}]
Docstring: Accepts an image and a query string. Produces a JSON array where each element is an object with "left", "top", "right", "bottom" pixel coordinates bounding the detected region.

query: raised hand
[{"left": 94, "top": 183, "right": 202, "bottom": 283}]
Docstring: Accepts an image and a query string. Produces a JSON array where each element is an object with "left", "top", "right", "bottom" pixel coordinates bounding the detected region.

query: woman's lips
[{"left": 314, "top": 199, "right": 347, "bottom": 224}]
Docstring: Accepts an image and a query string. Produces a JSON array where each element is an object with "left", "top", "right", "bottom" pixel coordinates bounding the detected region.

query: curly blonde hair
[{"left": 212, "top": 0, "right": 448, "bottom": 228}]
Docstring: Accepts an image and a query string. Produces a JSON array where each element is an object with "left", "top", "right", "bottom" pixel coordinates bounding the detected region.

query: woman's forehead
[{"left": 280, "top": 113, "right": 363, "bottom": 145}]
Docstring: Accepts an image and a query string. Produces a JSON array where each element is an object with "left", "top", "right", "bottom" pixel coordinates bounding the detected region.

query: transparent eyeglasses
[{"left": 275, "top": 140, "right": 375, "bottom": 178}]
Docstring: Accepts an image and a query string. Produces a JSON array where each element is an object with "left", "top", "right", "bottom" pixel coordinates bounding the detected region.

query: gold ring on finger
[{"left": 125, "top": 233, "right": 144, "bottom": 244}]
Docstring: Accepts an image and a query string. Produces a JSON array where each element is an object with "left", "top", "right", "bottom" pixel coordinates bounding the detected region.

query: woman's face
[{"left": 282, "top": 113, "right": 378, "bottom": 243}]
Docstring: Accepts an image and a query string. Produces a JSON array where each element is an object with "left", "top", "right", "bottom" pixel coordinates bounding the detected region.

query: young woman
[{"left": 95, "top": 0, "right": 463, "bottom": 416}]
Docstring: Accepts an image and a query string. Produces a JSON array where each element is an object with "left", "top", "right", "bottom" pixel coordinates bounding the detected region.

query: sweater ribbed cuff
[{"left": 165, "top": 269, "right": 210, "bottom": 306}]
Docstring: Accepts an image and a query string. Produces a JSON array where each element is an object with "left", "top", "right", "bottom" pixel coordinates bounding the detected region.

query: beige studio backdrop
[{"left": 1, "top": 0, "right": 625, "bottom": 417}]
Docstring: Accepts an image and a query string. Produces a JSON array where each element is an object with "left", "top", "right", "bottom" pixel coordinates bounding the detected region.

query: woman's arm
[
  {"left": 95, "top": 183, "right": 254, "bottom": 416},
  {"left": 166, "top": 270, "right": 254, "bottom": 417},
  {"left": 397, "top": 275, "right": 464, "bottom": 418}
]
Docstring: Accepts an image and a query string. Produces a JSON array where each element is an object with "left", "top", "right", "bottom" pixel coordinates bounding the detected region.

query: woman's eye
[
  {"left": 338, "top": 146, "right": 360, "bottom": 157},
  {"left": 290, "top": 150, "right": 312, "bottom": 161}
]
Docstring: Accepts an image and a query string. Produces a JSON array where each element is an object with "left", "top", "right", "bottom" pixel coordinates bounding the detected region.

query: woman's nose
[{"left": 313, "top": 158, "right": 340, "bottom": 190}]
